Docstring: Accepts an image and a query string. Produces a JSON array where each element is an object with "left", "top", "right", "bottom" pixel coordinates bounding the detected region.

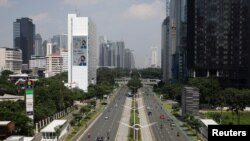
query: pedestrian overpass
[{"left": 115, "top": 78, "right": 160, "bottom": 86}]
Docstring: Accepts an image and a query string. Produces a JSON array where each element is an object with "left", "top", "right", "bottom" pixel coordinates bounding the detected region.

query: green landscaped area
[
  {"left": 203, "top": 111, "right": 250, "bottom": 125},
  {"left": 128, "top": 101, "right": 141, "bottom": 141},
  {"left": 65, "top": 110, "right": 98, "bottom": 141},
  {"left": 163, "top": 102, "right": 172, "bottom": 110}
]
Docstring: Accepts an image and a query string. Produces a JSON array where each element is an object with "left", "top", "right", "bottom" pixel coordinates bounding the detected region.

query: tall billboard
[
  {"left": 73, "top": 36, "right": 87, "bottom": 66},
  {"left": 25, "top": 80, "right": 34, "bottom": 122}
]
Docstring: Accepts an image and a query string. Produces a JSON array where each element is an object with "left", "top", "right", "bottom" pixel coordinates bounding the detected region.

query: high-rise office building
[
  {"left": 187, "top": 0, "right": 250, "bottom": 88},
  {"left": 162, "top": 17, "right": 170, "bottom": 82},
  {"left": 99, "top": 38, "right": 131, "bottom": 69},
  {"left": 99, "top": 36, "right": 107, "bottom": 67},
  {"left": 42, "top": 40, "right": 47, "bottom": 57},
  {"left": 68, "top": 14, "right": 97, "bottom": 91},
  {"left": 46, "top": 41, "right": 53, "bottom": 56},
  {"left": 61, "top": 50, "right": 68, "bottom": 72},
  {"left": 116, "top": 41, "right": 125, "bottom": 68},
  {"left": 99, "top": 44, "right": 107, "bottom": 67},
  {"left": 107, "top": 41, "right": 116, "bottom": 67},
  {"left": 34, "top": 34, "right": 43, "bottom": 56},
  {"left": 150, "top": 47, "right": 158, "bottom": 68},
  {"left": 124, "top": 49, "right": 135, "bottom": 70},
  {"left": 130, "top": 50, "right": 135, "bottom": 69},
  {"left": 51, "top": 34, "right": 68, "bottom": 54},
  {"left": 13, "top": 18, "right": 35, "bottom": 64},
  {"left": 169, "top": 0, "right": 187, "bottom": 83}
]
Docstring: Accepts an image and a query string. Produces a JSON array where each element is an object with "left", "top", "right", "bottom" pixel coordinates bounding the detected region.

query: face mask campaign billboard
[{"left": 73, "top": 36, "right": 87, "bottom": 66}]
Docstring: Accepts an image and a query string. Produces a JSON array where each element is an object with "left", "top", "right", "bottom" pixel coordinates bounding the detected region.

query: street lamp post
[
  {"left": 121, "top": 101, "right": 156, "bottom": 141},
  {"left": 136, "top": 128, "right": 139, "bottom": 141},
  {"left": 130, "top": 86, "right": 137, "bottom": 140},
  {"left": 133, "top": 93, "right": 136, "bottom": 140}
]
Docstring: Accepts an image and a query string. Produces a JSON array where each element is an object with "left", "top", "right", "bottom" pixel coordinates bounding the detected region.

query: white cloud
[
  {"left": 124, "top": 0, "right": 164, "bottom": 20},
  {"left": 29, "top": 13, "right": 64, "bottom": 40},
  {"left": 0, "top": 0, "right": 10, "bottom": 7},
  {"left": 63, "top": 0, "right": 103, "bottom": 6},
  {"left": 30, "top": 13, "right": 51, "bottom": 24}
]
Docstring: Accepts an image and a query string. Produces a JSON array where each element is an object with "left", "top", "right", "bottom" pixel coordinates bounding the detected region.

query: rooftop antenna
[
  {"left": 166, "top": 0, "right": 170, "bottom": 17},
  {"left": 75, "top": 8, "right": 79, "bottom": 16}
]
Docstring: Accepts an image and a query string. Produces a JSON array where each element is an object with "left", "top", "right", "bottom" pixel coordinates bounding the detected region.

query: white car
[{"left": 105, "top": 116, "right": 109, "bottom": 120}]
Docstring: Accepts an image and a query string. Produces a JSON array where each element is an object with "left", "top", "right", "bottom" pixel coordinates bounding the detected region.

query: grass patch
[
  {"left": 65, "top": 107, "right": 102, "bottom": 141},
  {"left": 204, "top": 111, "right": 250, "bottom": 125},
  {"left": 163, "top": 102, "right": 172, "bottom": 110},
  {"left": 184, "top": 128, "right": 191, "bottom": 131},
  {"left": 128, "top": 100, "right": 141, "bottom": 141},
  {"left": 187, "top": 133, "right": 196, "bottom": 136}
]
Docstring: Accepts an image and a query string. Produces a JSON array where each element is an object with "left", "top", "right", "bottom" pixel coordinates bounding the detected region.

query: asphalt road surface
[
  {"left": 77, "top": 86, "right": 128, "bottom": 141},
  {"left": 142, "top": 87, "right": 189, "bottom": 141}
]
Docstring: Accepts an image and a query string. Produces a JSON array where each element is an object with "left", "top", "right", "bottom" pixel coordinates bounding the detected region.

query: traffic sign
[
  {"left": 24, "top": 80, "right": 34, "bottom": 89},
  {"left": 160, "top": 114, "right": 165, "bottom": 119}
]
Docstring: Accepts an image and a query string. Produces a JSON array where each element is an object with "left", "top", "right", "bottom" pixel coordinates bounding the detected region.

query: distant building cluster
[
  {"left": 0, "top": 17, "right": 69, "bottom": 78},
  {"left": 99, "top": 36, "right": 135, "bottom": 69},
  {"left": 0, "top": 13, "right": 104, "bottom": 92},
  {"left": 161, "top": 0, "right": 250, "bottom": 88}
]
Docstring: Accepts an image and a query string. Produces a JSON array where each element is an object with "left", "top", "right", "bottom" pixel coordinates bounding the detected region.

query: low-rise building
[
  {"left": 29, "top": 56, "right": 46, "bottom": 69},
  {"left": 181, "top": 87, "right": 200, "bottom": 116},
  {"left": 0, "top": 121, "right": 15, "bottom": 140},
  {"left": 199, "top": 119, "right": 218, "bottom": 139},
  {"left": 41, "top": 120, "right": 69, "bottom": 141},
  {"left": 0, "top": 47, "right": 22, "bottom": 74},
  {"left": 5, "top": 136, "right": 34, "bottom": 141},
  {"left": 45, "top": 53, "right": 63, "bottom": 78},
  {"left": 0, "top": 94, "right": 24, "bottom": 102}
]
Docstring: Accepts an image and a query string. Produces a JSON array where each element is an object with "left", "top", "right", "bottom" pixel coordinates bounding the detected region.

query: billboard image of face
[{"left": 73, "top": 36, "right": 87, "bottom": 66}]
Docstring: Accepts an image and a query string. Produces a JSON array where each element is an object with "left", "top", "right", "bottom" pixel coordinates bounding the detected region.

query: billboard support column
[{"left": 25, "top": 80, "right": 34, "bottom": 125}]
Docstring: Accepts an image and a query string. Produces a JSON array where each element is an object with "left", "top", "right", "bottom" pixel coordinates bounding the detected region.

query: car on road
[
  {"left": 96, "top": 136, "right": 104, "bottom": 141},
  {"left": 170, "top": 123, "right": 175, "bottom": 127},
  {"left": 147, "top": 106, "right": 151, "bottom": 110},
  {"left": 105, "top": 116, "right": 109, "bottom": 120}
]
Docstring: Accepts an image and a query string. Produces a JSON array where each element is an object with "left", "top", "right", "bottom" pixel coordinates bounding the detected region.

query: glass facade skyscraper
[
  {"left": 187, "top": 0, "right": 250, "bottom": 88},
  {"left": 13, "top": 18, "right": 35, "bottom": 64},
  {"left": 34, "top": 34, "right": 42, "bottom": 56}
]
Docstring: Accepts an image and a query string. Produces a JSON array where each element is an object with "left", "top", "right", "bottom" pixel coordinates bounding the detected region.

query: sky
[{"left": 0, "top": 0, "right": 166, "bottom": 68}]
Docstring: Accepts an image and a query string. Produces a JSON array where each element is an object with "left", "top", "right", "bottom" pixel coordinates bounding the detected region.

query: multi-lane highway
[
  {"left": 77, "top": 86, "right": 128, "bottom": 141},
  {"left": 142, "top": 86, "right": 189, "bottom": 141}
]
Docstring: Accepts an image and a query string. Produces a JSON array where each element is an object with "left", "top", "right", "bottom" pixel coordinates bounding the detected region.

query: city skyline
[{"left": 0, "top": 0, "right": 165, "bottom": 68}]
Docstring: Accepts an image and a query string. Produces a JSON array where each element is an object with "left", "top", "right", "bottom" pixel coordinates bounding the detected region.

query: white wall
[{"left": 68, "top": 14, "right": 93, "bottom": 92}]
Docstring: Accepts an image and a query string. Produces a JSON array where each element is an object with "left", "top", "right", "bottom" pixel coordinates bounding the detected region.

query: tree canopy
[{"left": 187, "top": 77, "right": 220, "bottom": 106}]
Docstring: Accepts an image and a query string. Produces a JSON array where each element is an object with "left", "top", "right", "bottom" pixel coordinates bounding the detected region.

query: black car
[{"left": 96, "top": 137, "right": 103, "bottom": 141}]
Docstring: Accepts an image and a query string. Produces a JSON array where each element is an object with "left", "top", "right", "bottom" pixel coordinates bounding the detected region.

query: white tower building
[
  {"left": 67, "top": 14, "right": 97, "bottom": 91},
  {"left": 150, "top": 47, "right": 158, "bottom": 68}
]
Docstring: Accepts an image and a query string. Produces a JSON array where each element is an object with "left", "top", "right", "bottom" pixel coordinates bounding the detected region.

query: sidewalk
[
  {"left": 115, "top": 97, "right": 132, "bottom": 141},
  {"left": 138, "top": 92, "right": 154, "bottom": 141}
]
